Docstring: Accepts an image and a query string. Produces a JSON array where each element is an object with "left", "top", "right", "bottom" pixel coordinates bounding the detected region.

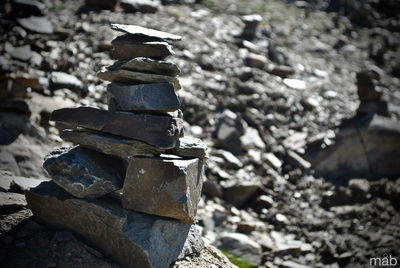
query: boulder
[
  {"left": 111, "top": 34, "right": 174, "bottom": 60},
  {"left": 98, "top": 69, "right": 181, "bottom": 91},
  {"left": 50, "top": 72, "right": 88, "bottom": 96},
  {"left": 107, "top": 57, "right": 180, "bottom": 76},
  {"left": 17, "top": 16, "right": 53, "bottom": 34},
  {"left": 217, "top": 232, "right": 262, "bottom": 266},
  {"left": 51, "top": 107, "right": 184, "bottom": 149},
  {"left": 122, "top": 156, "right": 204, "bottom": 223},
  {"left": 110, "top": 24, "right": 182, "bottom": 42},
  {"left": 60, "top": 129, "right": 207, "bottom": 160},
  {"left": 120, "top": 0, "right": 159, "bottom": 13},
  {"left": 26, "top": 181, "right": 203, "bottom": 268},
  {"left": 107, "top": 82, "right": 180, "bottom": 113},
  {"left": 43, "top": 146, "right": 125, "bottom": 199}
]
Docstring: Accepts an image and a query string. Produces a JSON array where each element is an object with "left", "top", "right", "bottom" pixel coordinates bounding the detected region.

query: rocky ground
[{"left": 1, "top": 0, "right": 400, "bottom": 267}]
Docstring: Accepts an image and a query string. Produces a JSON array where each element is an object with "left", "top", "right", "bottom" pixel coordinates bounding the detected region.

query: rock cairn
[
  {"left": 26, "top": 24, "right": 208, "bottom": 268},
  {"left": 356, "top": 68, "right": 389, "bottom": 117}
]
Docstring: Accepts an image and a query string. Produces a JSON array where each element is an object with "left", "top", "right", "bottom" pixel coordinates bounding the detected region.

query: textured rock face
[
  {"left": 110, "top": 24, "right": 182, "bottom": 41},
  {"left": 108, "top": 57, "right": 180, "bottom": 76},
  {"left": 51, "top": 107, "right": 183, "bottom": 149},
  {"left": 43, "top": 146, "right": 125, "bottom": 198},
  {"left": 122, "top": 156, "right": 204, "bottom": 223},
  {"left": 97, "top": 69, "right": 181, "bottom": 90},
  {"left": 119, "top": 0, "right": 159, "bottom": 14},
  {"left": 26, "top": 181, "right": 203, "bottom": 268},
  {"left": 61, "top": 129, "right": 208, "bottom": 160},
  {"left": 107, "top": 82, "right": 180, "bottom": 113},
  {"left": 111, "top": 34, "right": 174, "bottom": 60}
]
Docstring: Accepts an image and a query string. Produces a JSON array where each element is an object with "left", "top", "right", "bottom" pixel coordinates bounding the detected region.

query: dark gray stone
[
  {"left": 11, "top": 0, "right": 46, "bottom": 16},
  {"left": 98, "top": 68, "right": 181, "bottom": 91},
  {"left": 51, "top": 107, "right": 183, "bottom": 149},
  {"left": 111, "top": 34, "right": 174, "bottom": 60},
  {"left": 85, "top": 0, "right": 118, "bottom": 10},
  {"left": 107, "top": 82, "right": 180, "bottom": 113},
  {"left": 17, "top": 16, "right": 53, "bottom": 34},
  {"left": 43, "top": 146, "right": 125, "bottom": 199},
  {"left": 60, "top": 129, "right": 207, "bottom": 160},
  {"left": 26, "top": 181, "right": 203, "bottom": 268},
  {"left": 107, "top": 57, "right": 180, "bottom": 76},
  {"left": 122, "top": 156, "right": 204, "bottom": 223},
  {"left": 110, "top": 24, "right": 182, "bottom": 41}
]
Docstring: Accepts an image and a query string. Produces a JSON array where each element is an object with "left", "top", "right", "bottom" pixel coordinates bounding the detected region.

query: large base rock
[
  {"left": 43, "top": 146, "right": 125, "bottom": 199},
  {"left": 51, "top": 107, "right": 183, "bottom": 149},
  {"left": 122, "top": 156, "right": 204, "bottom": 223},
  {"left": 26, "top": 181, "right": 204, "bottom": 268}
]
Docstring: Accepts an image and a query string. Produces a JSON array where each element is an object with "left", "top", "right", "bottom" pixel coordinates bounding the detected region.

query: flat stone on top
[
  {"left": 122, "top": 156, "right": 204, "bottom": 223},
  {"left": 107, "top": 82, "right": 180, "bottom": 112},
  {"left": 107, "top": 57, "right": 180, "bottom": 76},
  {"left": 98, "top": 69, "right": 181, "bottom": 90},
  {"left": 51, "top": 107, "right": 183, "bottom": 149},
  {"left": 110, "top": 24, "right": 182, "bottom": 41}
]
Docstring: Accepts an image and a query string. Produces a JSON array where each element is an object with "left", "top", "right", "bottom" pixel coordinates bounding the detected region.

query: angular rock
[
  {"left": 61, "top": 129, "right": 207, "bottom": 160},
  {"left": 111, "top": 34, "right": 174, "bottom": 60},
  {"left": 0, "top": 170, "right": 47, "bottom": 192},
  {"left": 283, "top": 78, "right": 306, "bottom": 90},
  {"left": 222, "top": 180, "right": 260, "bottom": 206},
  {"left": 17, "top": 16, "right": 53, "bottom": 34},
  {"left": 107, "top": 57, "right": 180, "bottom": 76},
  {"left": 266, "top": 64, "right": 295, "bottom": 77},
  {"left": 51, "top": 107, "right": 183, "bottom": 149},
  {"left": 50, "top": 72, "right": 88, "bottom": 96},
  {"left": 217, "top": 232, "right": 262, "bottom": 266},
  {"left": 0, "top": 192, "right": 27, "bottom": 211},
  {"left": 0, "top": 99, "right": 30, "bottom": 114},
  {"left": 111, "top": 24, "right": 182, "bottom": 41},
  {"left": 240, "top": 14, "right": 262, "bottom": 39},
  {"left": 357, "top": 100, "right": 389, "bottom": 116},
  {"left": 214, "top": 110, "right": 245, "bottom": 155},
  {"left": 122, "top": 156, "right": 204, "bottom": 223},
  {"left": 98, "top": 69, "right": 181, "bottom": 90},
  {"left": 9, "top": 45, "right": 32, "bottom": 61},
  {"left": 167, "top": 136, "right": 208, "bottom": 159},
  {"left": 356, "top": 70, "right": 381, "bottom": 101},
  {"left": 107, "top": 82, "right": 180, "bottom": 113},
  {"left": 120, "top": 0, "right": 159, "bottom": 13},
  {"left": 286, "top": 150, "right": 311, "bottom": 170},
  {"left": 26, "top": 181, "right": 203, "bottom": 268},
  {"left": 244, "top": 53, "right": 267, "bottom": 69},
  {"left": 43, "top": 146, "right": 125, "bottom": 199}
]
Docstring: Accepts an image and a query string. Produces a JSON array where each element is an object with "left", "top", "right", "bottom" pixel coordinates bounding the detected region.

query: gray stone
[
  {"left": 85, "top": 0, "right": 118, "bottom": 10},
  {"left": 43, "top": 146, "right": 125, "bottom": 199},
  {"left": 107, "top": 82, "right": 180, "bottom": 113},
  {"left": 60, "top": 129, "right": 162, "bottom": 159},
  {"left": 173, "top": 245, "right": 237, "bottom": 268},
  {"left": 286, "top": 150, "right": 311, "bottom": 170},
  {"left": 11, "top": 0, "right": 46, "bottom": 16},
  {"left": 120, "top": 0, "right": 159, "bottom": 13},
  {"left": 61, "top": 129, "right": 207, "bottom": 160},
  {"left": 217, "top": 232, "right": 262, "bottom": 266},
  {"left": 110, "top": 24, "right": 182, "bottom": 41},
  {"left": 357, "top": 100, "right": 389, "bottom": 116},
  {"left": 122, "top": 156, "right": 204, "bottom": 223},
  {"left": 0, "top": 192, "right": 27, "bottom": 210},
  {"left": 111, "top": 34, "right": 174, "bottom": 60},
  {"left": 26, "top": 181, "right": 203, "bottom": 268},
  {"left": 98, "top": 69, "right": 181, "bottom": 91},
  {"left": 51, "top": 107, "right": 183, "bottom": 149},
  {"left": 50, "top": 72, "right": 88, "bottom": 96},
  {"left": 9, "top": 45, "right": 32, "bottom": 61},
  {"left": 0, "top": 170, "right": 48, "bottom": 192},
  {"left": 244, "top": 53, "right": 267, "bottom": 69},
  {"left": 222, "top": 180, "right": 260, "bottom": 206},
  {"left": 214, "top": 110, "right": 245, "bottom": 155},
  {"left": 17, "top": 16, "right": 53, "bottom": 34},
  {"left": 107, "top": 57, "right": 180, "bottom": 76}
]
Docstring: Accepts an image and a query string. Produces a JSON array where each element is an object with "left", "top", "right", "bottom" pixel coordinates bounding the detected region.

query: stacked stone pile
[{"left": 26, "top": 24, "right": 208, "bottom": 268}]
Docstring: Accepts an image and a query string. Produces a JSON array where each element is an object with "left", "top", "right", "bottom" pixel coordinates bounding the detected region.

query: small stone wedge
[
  {"left": 107, "top": 57, "right": 180, "bottom": 76},
  {"left": 110, "top": 24, "right": 182, "bottom": 41}
]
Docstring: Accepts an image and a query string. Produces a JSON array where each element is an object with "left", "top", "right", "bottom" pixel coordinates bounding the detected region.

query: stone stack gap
[{"left": 26, "top": 24, "right": 208, "bottom": 268}]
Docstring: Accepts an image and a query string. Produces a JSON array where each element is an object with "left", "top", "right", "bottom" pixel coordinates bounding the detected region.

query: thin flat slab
[
  {"left": 61, "top": 129, "right": 208, "bottom": 160},
  {"left": 107, "top": 57, "right": 180, "bottom": 76},
  {"left": 43, "top": 146, "right": 125, "bottom": 199},
  {"left": 107, "top": 82, "right": 180, "bottom": 112},
  {"left": 0, "top": 170, "right": 48, "bottom": 192},
  {"left": 110, "top": 24, "right": 182, "bottom": 41},
  {"left": 26, "top": 181, "right": 204, "bottom": 268},
  {"left": 98, "top": 69, "right": 181, "bottom": 90},
  {"left": 122, "top": 156, "right": 204, "bottom": 223},
  {"left": 51, "top": 107, "right": 183, "bottom": 149},
  {"left": 111, "top": 34, "right": 174, "bottom": 60},
  {"left": 0, "top": 192, "right": 27, "bottom": 210}
]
